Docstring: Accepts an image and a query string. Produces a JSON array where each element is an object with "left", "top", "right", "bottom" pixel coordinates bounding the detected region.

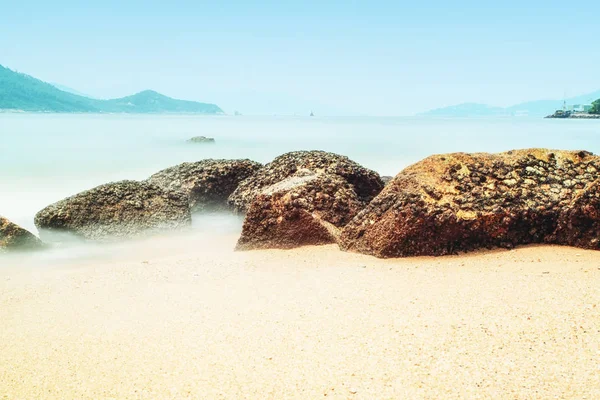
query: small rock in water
[{"left": 187, "top": 136, "right": 215, "bottom": 144}]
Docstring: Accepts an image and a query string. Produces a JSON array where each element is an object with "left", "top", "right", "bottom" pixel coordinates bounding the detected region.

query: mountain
[
  {"left": 506, "top": 90, "right": 600, "bottom": 116},
  {"left": 419, "top": 90, "right": 600, "bottom": 117},
  {"left": 0, "top": 65, "right": 223, "bottom": 114},
  {"left": 50, "top": 83, "right": 95, "bottom": 98},
  {"left": 418, "top": 103, "right": 507, "bottom": 117},
  {"left": 0, "top": 65, "right": 98, "bottom": 112},
  {"left": 102, "top": 90, "right": 223, "bottom": 113}
]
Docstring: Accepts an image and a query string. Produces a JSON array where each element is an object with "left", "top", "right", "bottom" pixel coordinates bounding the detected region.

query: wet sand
[{"left": 1, "top": 234, "right": 600, "bottom": 399}]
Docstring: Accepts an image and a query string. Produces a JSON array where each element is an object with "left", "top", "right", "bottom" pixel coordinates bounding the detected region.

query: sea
[{"left": 1, "top": 113, "right": 599, "bottom": 265}]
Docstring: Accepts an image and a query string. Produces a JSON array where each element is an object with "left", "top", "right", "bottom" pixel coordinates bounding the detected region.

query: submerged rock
[
  {"left": 340, "top": 149, "right": 600, "bottom": 258},
  {"left": 0, "top": 216, "right": 44, "bottom": 252},
  {"left": 35, "top": 180, "right": 191, "bottom": 241},
  {"left": 236, "top": 173, "right": 364, "bottom": 250},
  {"left": 228, "top": 150, "right": 384, "bottom": 212},
  {"left": 147, "top": 159, "right": 262, "bottom": 212},
  {"left": 187, "top": 136, "right": 215, "bottom": 144}
]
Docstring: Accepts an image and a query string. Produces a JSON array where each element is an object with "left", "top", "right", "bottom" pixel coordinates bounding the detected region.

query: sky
[{"left": 1, "top": 0, "right": 599, "bottom": 116}]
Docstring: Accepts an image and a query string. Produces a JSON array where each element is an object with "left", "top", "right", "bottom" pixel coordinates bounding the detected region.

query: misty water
[{"left": 1, "top": 113, "right": 599, "bottom": 265}]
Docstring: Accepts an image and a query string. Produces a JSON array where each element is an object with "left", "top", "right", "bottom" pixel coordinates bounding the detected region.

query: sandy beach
[
  {"left": 3, "top": 0, "right": 600, "bottom": 397},
  {"left": 1, "top": 233, "right": 600, "bottom": 399}
]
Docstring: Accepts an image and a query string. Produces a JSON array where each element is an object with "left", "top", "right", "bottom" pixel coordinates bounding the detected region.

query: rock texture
[
  {"left": 546, "top": 111, "right": 600, "bottom": 119},
  {"left": 35, "top": 181, "right": 191, "bottom": 241},
  {"left": 381, "top": 176, "right": 394, "bottom": 185},
  {"left": 341, "top": 149, "right": 600, "bottom": 258},
  {"left": 147, "top": 159, "right": 262, "bottom": 212},
  {"left": 0, "top": 216, "right": 44, "bottom": 252},
  {"left": 236, "top": 173, "right": 364, "bottom": 250},
  {"left": 228, "top": 150, "right": 384, "bottom": 212}
]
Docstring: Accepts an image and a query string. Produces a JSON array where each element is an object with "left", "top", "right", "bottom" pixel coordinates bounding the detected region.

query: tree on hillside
[{"left": 590, "top": 99, "right": 600, "bottom": 114}]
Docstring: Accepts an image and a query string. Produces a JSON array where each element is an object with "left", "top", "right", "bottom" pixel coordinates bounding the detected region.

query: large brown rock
[
  {"left": 0, "top": 216, "right": 44, "bottom": 252},
  {"left": 35, "top": 180, "right": 191, "bottom": 241},
  {"left": 147, "top": 159, "right": 262, "bottom": 212},
  {"left": 236, "top": 173, "right": 364, "bottom": 250},
  {"left": 340, "top": 149, "right": 600, "bottom": 258},
  {"left": 228, "top": 150, "right": 384, "bottom": 213}
]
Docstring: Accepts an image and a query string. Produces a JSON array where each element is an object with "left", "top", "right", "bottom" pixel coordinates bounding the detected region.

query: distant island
[
  {"left": 418, "top": 103, "right": 506, "bottom": 117},
  {"left": 0, "top": 65, "right": 223, "bottom": 114},
  {"left": 546, "top": 98, "right": 600, "bottom": 119},
  {"left": 419, "top": 90, "right": 600, "bottom": 118}
]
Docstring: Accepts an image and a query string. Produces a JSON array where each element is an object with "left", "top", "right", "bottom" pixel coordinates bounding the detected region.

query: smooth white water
[{"left": 1, "top": 113, "right": 599, "bottom": 263}]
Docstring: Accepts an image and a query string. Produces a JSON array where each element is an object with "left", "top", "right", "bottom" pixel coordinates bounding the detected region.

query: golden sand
[{"left": 1, "top": 234, "right": 600, "bottom": 399}]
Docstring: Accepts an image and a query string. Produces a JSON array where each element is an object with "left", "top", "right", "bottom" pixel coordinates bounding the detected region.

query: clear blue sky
[{"left": 1, "top": 0, "right": 599, "bottom": 115}]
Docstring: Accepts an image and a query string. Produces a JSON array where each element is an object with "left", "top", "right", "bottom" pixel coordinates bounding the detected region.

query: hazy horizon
[{"left": 2, "top": 0, "right": 599, "bottom": 116}]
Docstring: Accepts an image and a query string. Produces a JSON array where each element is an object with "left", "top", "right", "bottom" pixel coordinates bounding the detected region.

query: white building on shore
[{"left": 569, "top": 104, "right": 592, "bottom": 112}]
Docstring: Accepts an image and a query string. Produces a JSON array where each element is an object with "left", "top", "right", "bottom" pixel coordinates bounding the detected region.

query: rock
[
  {"left": 147, "top": 159, "right": 262, "bottom": 212},
  {"left": 236, "top": 173, "right": 365, "bottom": 250},
  {"left": 545, "top": 110, "right": 572, "bottom": 119},
  {"left": 569, "top": 113, "right": 600, "bottom": 119},
  {"left": 35, "top": 180, "right": 191, "bottom": 241},
  {"left": 381, "top": 176, "right": 394, "bottom": 185},
  {"left": 546, "top": 111, "right": 600, "bottom": 119},
  {"left": 228, "top": 150, "right": 384, "bottom": 212},
  {"left": 0, "top": 216, "right": 44, "bottom": 252},
  {"left": 551, "top": 180, "right": 600, "bottom": 248},
  {"left": 340, "top": 149, "right": 600, "bottom": 258},
  {"left": 187, "top": 136, "right": 215, "bottom": 144}
]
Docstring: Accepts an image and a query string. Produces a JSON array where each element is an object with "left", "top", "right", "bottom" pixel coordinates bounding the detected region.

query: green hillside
[
  {"left": 0, "top": 65, "right": 98, "bottom": 112},
  {"left": 102, "top": 90, "right": 223, "bottom": 113},
  {"left": 0, "top": 65, "right": 223, "bottom": 114}
]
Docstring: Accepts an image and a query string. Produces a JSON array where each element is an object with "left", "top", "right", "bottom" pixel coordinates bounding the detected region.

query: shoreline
[
  {"left": 2, "top": 234, "right": 600, "bottom": 399},
  {"left": 545, "top": 112, "right": 600, "bottom": 119}
]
